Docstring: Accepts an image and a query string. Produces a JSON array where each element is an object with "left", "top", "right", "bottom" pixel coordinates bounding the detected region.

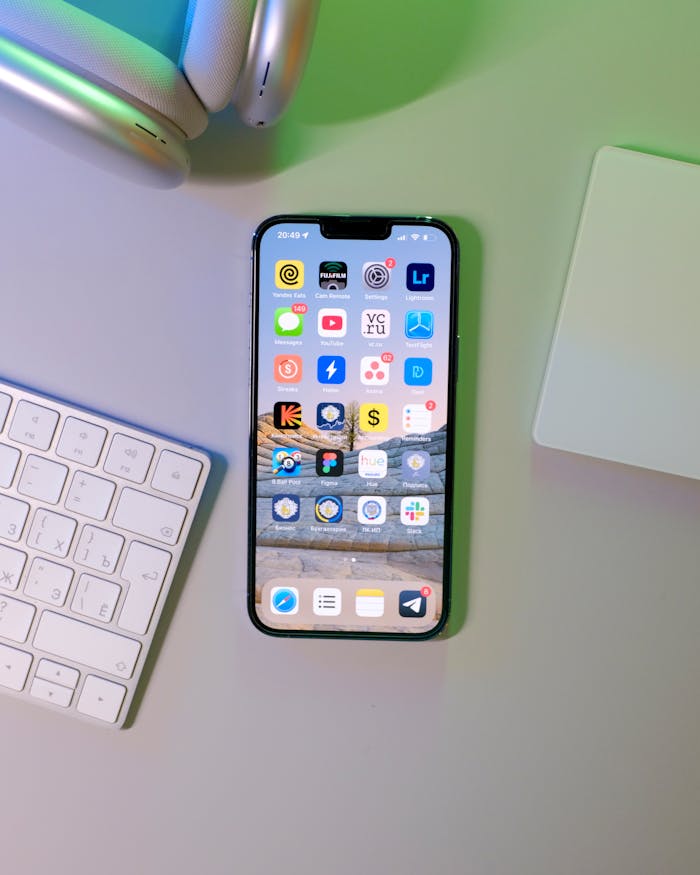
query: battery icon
[{"left": 423, "top": 233, "right": 436, "bottom": 241}]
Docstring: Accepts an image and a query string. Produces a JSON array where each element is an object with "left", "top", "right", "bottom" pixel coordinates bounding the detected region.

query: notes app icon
[{"left": 355, "top": 588, "right": 385, "bottom": 618}]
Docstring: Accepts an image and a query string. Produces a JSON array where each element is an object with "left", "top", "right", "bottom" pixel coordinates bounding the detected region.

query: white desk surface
[{"left": 1, "top": 2, "right": 700, "bottom": 873}]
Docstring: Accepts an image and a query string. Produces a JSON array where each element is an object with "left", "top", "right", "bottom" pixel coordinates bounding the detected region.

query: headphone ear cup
[
  {"left": 0, "top": 0, "right": 208, "bottom": 138},
  {"left": 181, "top": 0, "right": 255, "bottom": 112},
  {"left": 233, "top": 0, "right": 320, "bottom": 128}
]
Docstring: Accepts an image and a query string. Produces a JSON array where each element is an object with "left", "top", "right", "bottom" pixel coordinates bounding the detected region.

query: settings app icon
[{"left": 362, "top": 262, "right": 391, "bottom": 290}]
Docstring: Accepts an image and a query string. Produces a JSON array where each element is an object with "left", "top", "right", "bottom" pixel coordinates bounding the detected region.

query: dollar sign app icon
[
  {"left": 360, "top": 403, "right": 388, "bottom": 431},
  {"left": 274, "top": 354, "right": 303, "bottom": 383}
]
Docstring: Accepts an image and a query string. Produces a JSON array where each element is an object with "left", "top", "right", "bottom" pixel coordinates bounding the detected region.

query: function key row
[{"left": 0, "top": 393, "right": 202, "bottom": 501}]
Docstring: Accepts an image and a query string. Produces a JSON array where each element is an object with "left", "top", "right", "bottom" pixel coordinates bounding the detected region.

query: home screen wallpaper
[{"left": 252, "top": 220, "right": 456, "bottom": 634}]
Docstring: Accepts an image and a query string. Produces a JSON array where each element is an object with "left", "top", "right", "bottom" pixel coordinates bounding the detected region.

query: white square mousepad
[{"left": 534, "top": 146, "right": 700, "bottom": 479}]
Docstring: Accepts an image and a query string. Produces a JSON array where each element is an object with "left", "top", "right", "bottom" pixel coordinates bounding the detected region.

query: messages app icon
[{"left": 275, "top": 307, "right": 304, "bottom": 336}]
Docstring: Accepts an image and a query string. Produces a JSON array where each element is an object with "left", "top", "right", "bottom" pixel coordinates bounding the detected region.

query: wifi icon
[{"left": 410, "top": 233, "right": 421, "bottom": 241}]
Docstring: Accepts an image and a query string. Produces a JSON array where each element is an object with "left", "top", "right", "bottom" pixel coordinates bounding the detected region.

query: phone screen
[{"left": 249, "top": 216, "right": 458, "bottom": 637}]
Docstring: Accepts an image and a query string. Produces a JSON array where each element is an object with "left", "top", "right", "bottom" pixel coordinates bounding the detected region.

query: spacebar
[{"left": 33, "top": 612, "right": 141, "bottom": 680}]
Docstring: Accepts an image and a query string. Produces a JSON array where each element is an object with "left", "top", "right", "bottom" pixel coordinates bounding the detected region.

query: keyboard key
[
  {"left": 56, "top": 417, "right": 107, "bottom": 467},
  {"left": 9, "top": 401, "right": 59, "bottom": 450},
  {"left": 151, "top": 450, "right": 203, "bottom": 501},
  {"left": 0, "top": 444, "right": 20, "bottom": 488},
  {"left": 0, "top": 595, "right": 35, "bottom": 643},
  {"left": 0, "top": 545, "right": 26, "bottom": 591},
  {"left": 27, "top": 509, "right": 76, "bottom": 558},
  {"left": 18, "top": 455, "right": 68, "bottom": 504},
  {"left": 71, "top": 574, "right": 120, "bottom": 623},
  {"left": 0, "top": 393, "right": 11, "bottom": 431},
  {"left": 0, "top": 495, "right": 30, "bottom": 542},
  {"left": 33, "top": 611, "right": 140, "bottom": 679},
  {"left": 23, "top": 557, "right": 73, "bottom": 606},
  {"left": 0, "top": 643, "right": 32, "bottom": 690},
  {"left": 74, "top": 525, "right": 124, "bottom": 574},
  {"left": 77, "top": 675, "right": 127, "bottom": 723},
  {"left": 119, "top": 542, "right": 171, "bottom": 634},
  {"left": 35, "top": 658, "right": 79, "bottom": 689},
  {"left": 104, "top": 434, "right": 154, "bottom": 484},
  {"left": 0, "top": 379, "right": 210, "bottom": 727},
  {"left": 113, "top": 488, "right": 186, "bottom": 546},
  {"left": 30, "top": 676, "right": 73, "bottom": 707},
  {"left": 64, "top": 471, "right": 115, "bottom": 520}
]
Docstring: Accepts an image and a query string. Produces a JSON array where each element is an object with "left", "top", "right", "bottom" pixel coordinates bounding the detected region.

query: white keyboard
[{"left": 0, "top": 379, "right": 210, "bottom": 727}]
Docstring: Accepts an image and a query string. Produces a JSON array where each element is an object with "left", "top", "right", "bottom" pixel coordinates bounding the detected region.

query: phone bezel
[{"left": 248, "top": 214, "right": 460, "bottom": 639}]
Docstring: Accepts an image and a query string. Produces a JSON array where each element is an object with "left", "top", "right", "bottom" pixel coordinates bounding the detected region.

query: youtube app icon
[{"left": 317, "top": 308, "right": 347, "bottom": 337}]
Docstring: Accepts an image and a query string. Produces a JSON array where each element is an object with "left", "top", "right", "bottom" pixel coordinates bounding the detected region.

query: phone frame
[{"left": 248, "top": 214, "right": 460, "bottom": 639}]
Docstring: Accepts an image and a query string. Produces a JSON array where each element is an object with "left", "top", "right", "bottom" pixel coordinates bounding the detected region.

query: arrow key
[
  {"left": 35, "top": 658, "right": 79, "bottom": 690},
  {"left": 30, "top": 677, "right": 72, "bottom": 707},
  {"left": 77, "top": 675, "right": 126, "bottom": 723},
  {"left": 0, "top": 643, "right": 32, "bottom": 691}
]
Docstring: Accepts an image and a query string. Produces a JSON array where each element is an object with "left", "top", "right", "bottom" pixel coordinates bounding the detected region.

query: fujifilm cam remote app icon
[{"left": 319, "top": 261, "right": 347, "bottom": 289}]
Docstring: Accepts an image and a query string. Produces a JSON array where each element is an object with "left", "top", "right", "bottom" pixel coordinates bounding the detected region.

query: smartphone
[{"left": 248, "top": 215, "right": 459, "bottom": 638}]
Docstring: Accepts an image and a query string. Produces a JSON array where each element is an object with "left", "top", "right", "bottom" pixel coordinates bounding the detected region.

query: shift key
[{"left": 34, "top": 611, "right": 141, "bottom": 679}]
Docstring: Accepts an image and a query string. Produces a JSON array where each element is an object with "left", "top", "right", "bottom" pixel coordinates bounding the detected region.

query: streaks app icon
[
  {"left": 274, "top": 354, "right": 302, "bottom": 383},
  {"left": 360, "top": 403, "right": 388, "bottom": 432},
  {"left": 275, "top": 260, "right": 304, "bottom": 289},
  {"left": 274, "top": 402, "right": 302, "bottom": 429}
]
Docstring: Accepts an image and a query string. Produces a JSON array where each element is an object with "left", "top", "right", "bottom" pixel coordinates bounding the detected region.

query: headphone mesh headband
[
  {"left": 182, "top": 0, "right": 255, "bottom": 112},
  {"left": 0, "top": 0, "right": 208, "bottom": 138}
]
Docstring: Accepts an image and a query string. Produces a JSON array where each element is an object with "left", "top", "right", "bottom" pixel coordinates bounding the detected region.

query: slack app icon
[{"left": 406, "top": 263, "right": 435, "bottom": 291}]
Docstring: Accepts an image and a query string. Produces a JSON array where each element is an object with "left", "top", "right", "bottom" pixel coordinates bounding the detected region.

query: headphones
[{"left": 0, "top": 0, "right": 319, "bottom": 187}]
